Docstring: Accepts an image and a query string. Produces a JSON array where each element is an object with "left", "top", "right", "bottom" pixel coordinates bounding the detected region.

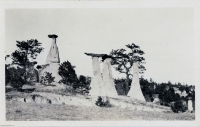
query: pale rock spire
[
  {"left": 89, "top": 57, "right": 103, "bottom": 96},
  {"left": 39, "top": 34, "right": 62, "bottom": 83},
  {"left": 128, "top": 62, "right": 146, "bottom": 101},
  {"left": 46, "top": 34, "right": 60, "bottom": 64},
  {"left": 102, "top": 58, "right": 118, "bottom": 98}
]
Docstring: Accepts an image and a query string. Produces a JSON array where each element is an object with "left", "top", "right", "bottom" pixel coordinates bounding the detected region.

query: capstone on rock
[{"left": 85, "top": 53, "right": 118, "bottom": 98}]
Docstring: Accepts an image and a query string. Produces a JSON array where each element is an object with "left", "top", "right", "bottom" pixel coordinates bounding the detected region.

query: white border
[{"left": 0, "top": 0, "right": 200, "bottom": 126}]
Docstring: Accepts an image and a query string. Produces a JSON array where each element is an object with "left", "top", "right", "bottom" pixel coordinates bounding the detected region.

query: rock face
[
  {"left": 127, "top": 62, "right": 145, "bottom": 101},
  {"left": 89, "top": 57, "right": 103, "bottom": 96},
  {"left": 101, "top": 58, "right": 118, "bottom": 98},
  {"left": 88, "top": 57, "right": 118, "bottom": 98},
  {"left": 39, "top": 35, "right": 62, "bottom": 82},
  {"left": 188, "top": 100, "right": 193, "bottom": 112},
  {"left": 46, "top": 35, "right": 60, "bottom": 64}
]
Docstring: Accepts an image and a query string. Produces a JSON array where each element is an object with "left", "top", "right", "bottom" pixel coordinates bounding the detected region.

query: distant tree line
[{"left": 115, "top": 77, "right": 195, "bottom": 106}]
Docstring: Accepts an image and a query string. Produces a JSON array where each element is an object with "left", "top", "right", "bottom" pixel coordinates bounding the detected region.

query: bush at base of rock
[
  {"left": 95, "top": 96, "right": 112, "bottom": 108},
  {"left": 40, "top": 72, "right": 55, "bottom": 85}
]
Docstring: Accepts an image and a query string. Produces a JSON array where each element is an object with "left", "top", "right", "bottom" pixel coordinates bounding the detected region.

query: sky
[{"left": 5, "top": 8, "right": 194, "bottom": 85}]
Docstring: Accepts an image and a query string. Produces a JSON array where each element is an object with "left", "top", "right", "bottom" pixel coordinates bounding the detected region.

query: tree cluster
[
  {"left": 115, "top": 77, "right": 195, "bottom": 107},
  {"left": 5, "top": 66, "right": 25, "bottom": 90},
  {"left": 6, "top": 39, "right": 43, "bottom": 90},
  {"left": 110, "top": 43, "right": 146, "bottom": 95},
  {"left": 58, "top": 61, "right": 91, "bottom": 94}
]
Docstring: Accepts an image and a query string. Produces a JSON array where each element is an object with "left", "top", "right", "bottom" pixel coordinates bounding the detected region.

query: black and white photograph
[{"left": 1, "top": 0, "right": 200, "bottom": 126}]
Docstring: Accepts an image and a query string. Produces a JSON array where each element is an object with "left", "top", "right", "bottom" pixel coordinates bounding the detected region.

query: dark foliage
[
  {"left": 5, "top": 65, "right": 11, "bottom": 85},
  {"left": 11, "top": 39, "right": 43, "bottom": 66},
  {"left": 58, "top": 61, "right": 78, "bottom": 87},
  {"left": 95, "top": 96, "right": 112, "bottom": 107},
  {"left": 115, "top": 77, "right": 195, "bottom": 107},
  {"left": 170, "top": 100, "right": 187, "bottom": 113},
  {"left": 77, "top": 75, "right": 91, "bottom": 90},
  {"left": 6, "top": 67, "right": 25, "bottom": 90},
  {"left": 40, "top": 72, "right": 55, "bottom": 85},
  {"left": 114, "top": 78, "right": 131, "bottom": 95},
  {"left": 75, "top": 75, "right": 91, "bottom": 94},
  {"left": 140, "top": 77, "right": 155, "bottom": 96},
  {"left": 110, "top": 43, "right": 146, "bottom": 95},
  {"left": 11, "top": 39, "right": 44, "bottom": 83},
  {"left": 36, "top": 65, "right": 42, "bottom": 70}
]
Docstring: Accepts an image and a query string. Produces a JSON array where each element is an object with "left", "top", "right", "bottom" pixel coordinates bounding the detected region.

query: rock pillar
[
  {"left": 101, "top": 58, "right": 118, "bottom": 98},
  {"left": 188, "top": 100, "right": 193, "bottom": 112},
  {"left": 46, "top": 35, "right": 60, "bottom": 64},
  {"left": 89, "top": 57, "right": 103, "bottom": 96},
  {"left": 39, "top": 34, "right": 62, "bottom": 83},
  {"left": 127, "top": 62, "right": 145, "bottom": 101}
]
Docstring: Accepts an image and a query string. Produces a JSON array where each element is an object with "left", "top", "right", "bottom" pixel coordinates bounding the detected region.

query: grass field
[{"left": 6, "top": 100, "right": 195, "bottom": 121}]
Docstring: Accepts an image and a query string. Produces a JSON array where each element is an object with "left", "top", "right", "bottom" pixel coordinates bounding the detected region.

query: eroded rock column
[
  {"left": 128, "top": 62, "right": 145, "bottom": 101},
  {"left": 89, "top": 57, "right": 103, "bottom": 96},
  {"left": 188, "top": 100, "right": 193, "bottom": 112},
  {"left": 102, "top": 58, "right": 118, "bottom": 98},
  {"left": 46, "top": 35, "right": 60, "bottom": 64},
  {"left": 39, "top": 34, "right": 62, "bottom": 83}
]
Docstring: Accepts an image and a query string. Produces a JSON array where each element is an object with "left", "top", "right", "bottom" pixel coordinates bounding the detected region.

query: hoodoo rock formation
[
  {"left": 102, "top": 58, "right": 118, "bottom": 98},
  {"left": 128, "top": 62, "right": 146, "bottom": 101},
  {"left": 89, "top": 57, "right": 103, "bottom": 96},
  {"left": 46, "top": 34, "right": 60, "bottom": 64},
  {"left": 39, "top": 34, "right": 62, "bottom": 83},
  {"left": 85, "top": 53, "right": 118, "bottom": 98}
]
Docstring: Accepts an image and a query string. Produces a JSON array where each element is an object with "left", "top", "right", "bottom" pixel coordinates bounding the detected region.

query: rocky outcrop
[
  {"left": 128, "top": 62, "right": 145, "bottom": 101},
  {"left": 188, "top": 100, "right": 193, "bottom": 112}
]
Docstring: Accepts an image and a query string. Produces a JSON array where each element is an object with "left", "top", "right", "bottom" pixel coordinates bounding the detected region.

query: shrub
[
  {"left": 15, "top": 109, "right": 22, "bottom": 113},
  {"left": 114, "top": 78, "right": 131, "bottom": 95},
  {"left": 75, "top": 75, "right": 91, "bottom": 94},
  {"left": 170, "top": 100, "right": 187, "bottom": 113},
  {"left": 40, "top": 72, "right": 55, "bottom": 85},
  {"left": 6, "top": 66, "right": 26, "bottom": 89},
  {"left": 95, "top": 96, "right": 112, "bottom": 107},
  {"left": 58, "top": 61, "right": 78, "bottom": 85},
  {"left": 9, "top": 77, "right": 25, "bottom": 89}
]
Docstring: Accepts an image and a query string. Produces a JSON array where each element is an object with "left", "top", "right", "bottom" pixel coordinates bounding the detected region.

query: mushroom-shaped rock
[
  {"left": 38, "top": 34, "right": 62, "bottom": 83},
  {"left": 85, "top": 52, "right": 119, "bottom": 98}
]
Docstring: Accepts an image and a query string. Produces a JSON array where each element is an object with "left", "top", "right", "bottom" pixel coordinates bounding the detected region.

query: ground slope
[
  {"left": 6, "top": 100, "right": 195, "bottom": 121},
  {"left": 6, "top": 91, "right": 195, "bottom": 121}
]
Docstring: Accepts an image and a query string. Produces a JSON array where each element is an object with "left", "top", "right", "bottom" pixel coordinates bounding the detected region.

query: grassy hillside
[{"left": 6, "top": 100, "right": 195, "bottom": 121}]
